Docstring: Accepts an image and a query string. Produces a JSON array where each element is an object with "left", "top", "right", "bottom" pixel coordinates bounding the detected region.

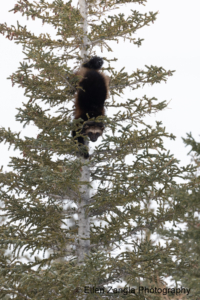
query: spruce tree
[
  {"left": 167, "top": 133, "right": 200, "bottom": 300},
  {"left": 0, "top": 0, "right": 191, "bottom": 299}
]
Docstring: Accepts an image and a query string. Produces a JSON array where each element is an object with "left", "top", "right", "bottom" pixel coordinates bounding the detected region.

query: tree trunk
[
  {"left": 77, "top": 0, "right": 90, "bottom": 264},
  {"left": 79, "top": 0, "right": 88, "bottom": 60},
  {"left": 77, "top": 163, "right": 90, "bottom": 264}
]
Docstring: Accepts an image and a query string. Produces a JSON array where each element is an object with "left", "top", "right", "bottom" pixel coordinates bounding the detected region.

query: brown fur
[
  {"left": 72, "top": 56, "right": 109, "bottom": 158},
  {"left": 74, "top": 67, "right": 109, "bottom": 119}
]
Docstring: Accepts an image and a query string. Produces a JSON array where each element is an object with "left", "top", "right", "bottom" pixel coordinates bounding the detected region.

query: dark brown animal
[{"left": 72, "top": 56, "right": 109, "bottom": 158}]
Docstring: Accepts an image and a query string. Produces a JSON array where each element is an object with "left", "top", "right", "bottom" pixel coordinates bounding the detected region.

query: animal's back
[{"left": 77, "top": 70, "right": 107, "bottom": 119}]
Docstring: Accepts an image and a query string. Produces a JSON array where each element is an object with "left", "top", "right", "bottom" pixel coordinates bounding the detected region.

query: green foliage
[
  {"left": 165, "top": 134, "right": 200, "bottom": 299},
  {"left": 0, "top": 0, "right": 191, "bottom": 299}
]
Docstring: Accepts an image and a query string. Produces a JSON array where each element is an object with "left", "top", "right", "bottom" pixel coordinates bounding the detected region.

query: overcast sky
[{"left": 0, "top": 0, "right": 200, "bottom": 169}]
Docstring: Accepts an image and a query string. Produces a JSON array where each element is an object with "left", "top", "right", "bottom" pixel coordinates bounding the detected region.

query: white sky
[{"left": 0, "top": 0, "right": 200, "bottom": 169}]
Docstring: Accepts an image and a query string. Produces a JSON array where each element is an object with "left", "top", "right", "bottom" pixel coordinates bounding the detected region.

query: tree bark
[
  {"left": 79, "top": 0, "right": 88, "bottom": 61},
  {"left": 77, "top": 163, "right": 90, "bottom": 264},
  {"left": 77, "top": 0, "right": 90, "bottom": 264}
]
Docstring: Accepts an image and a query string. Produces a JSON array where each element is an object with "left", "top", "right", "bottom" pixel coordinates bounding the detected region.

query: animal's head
[{"left": 82, "top": 121, "right": 104, "bottom": 142}]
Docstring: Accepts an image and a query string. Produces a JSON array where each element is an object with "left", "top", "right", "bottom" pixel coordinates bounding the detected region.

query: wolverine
[{"left": 72, "top": 56, "right": 109, "bottom": 158}]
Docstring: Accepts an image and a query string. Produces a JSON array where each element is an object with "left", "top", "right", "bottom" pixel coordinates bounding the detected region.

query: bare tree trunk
[
  {"left": 77, "top": 164, "right": 90, "bottom": 263},
  {"left": 77, "top": 0, "right": 90, "bottom": 265},
  {"left": 79, "top": 0, "right": 88, "bottom": 61}
]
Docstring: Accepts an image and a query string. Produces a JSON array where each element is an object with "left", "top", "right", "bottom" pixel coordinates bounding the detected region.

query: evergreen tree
[
  {"left": 0, "top": 0, "right": 191, "bottom": 299},
  {"left": 167, "top": 133, "right": 200, "bottom": 300}
]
